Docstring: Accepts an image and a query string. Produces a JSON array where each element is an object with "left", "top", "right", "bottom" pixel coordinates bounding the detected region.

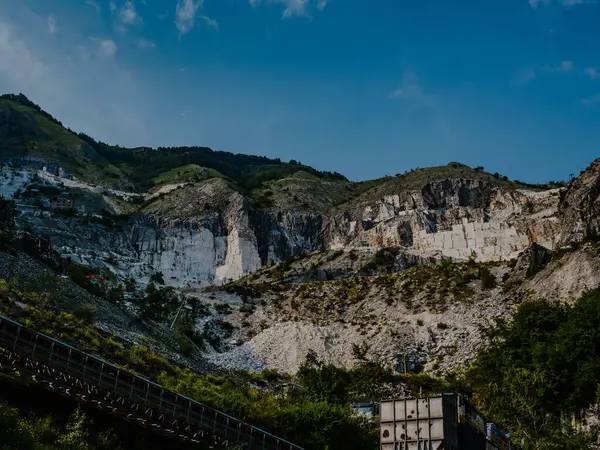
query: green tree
[
  {"left": 56, "top": 407, "right": 92, "bottom": 450},
  {"left": 466, "top": 290, "right": 600, "bottom": 448}
]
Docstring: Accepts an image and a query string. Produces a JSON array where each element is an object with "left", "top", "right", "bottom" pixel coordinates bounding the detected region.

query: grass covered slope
[
  {"left": 0, "top": 94, "right": 125, "bottom": 185},
  {"left": 0, "top": 277, "right": 379, "bottom": 450},
  {"left": 0, "top": 93, "right": 347, "bottom": 192}
]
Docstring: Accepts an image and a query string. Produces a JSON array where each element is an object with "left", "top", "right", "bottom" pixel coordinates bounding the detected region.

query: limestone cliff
[
  {"left": 3, "top": 162, "right": 569, "bottom": 290},
  {"left": 558, "top": 159, "right": 600, "bottom": 245}
]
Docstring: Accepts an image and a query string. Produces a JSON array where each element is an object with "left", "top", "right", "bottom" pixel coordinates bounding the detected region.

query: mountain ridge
[
  {"left": 0, "top": 93, "right": 348, "bottom": 193},
  {"left": 1, "top": 93, "right": 568, "bottom": 193}
]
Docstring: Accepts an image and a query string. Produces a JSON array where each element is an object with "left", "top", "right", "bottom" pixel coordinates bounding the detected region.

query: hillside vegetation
[
  {"left": 2, "top": 93, "right": 598, "bottom": 450},
  {"left": 0, "top": 276, "right": 379, "bottom": 450},
  {"left": 0, "top": 94, "right": 347, "bottom": 193},
  {"left": 466, "top": 288, "right": 600, "bottom": 449}
]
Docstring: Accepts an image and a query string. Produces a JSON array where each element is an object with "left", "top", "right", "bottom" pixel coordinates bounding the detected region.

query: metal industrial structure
[
  {"left": 351, "top": 401, "right": 380, "bottom": 422},
  {"left": 0, "top": 315, "right": 303, "bottom": 450},
  {"left": 380, "top": 394, "right": 512, "bottom": 450}
]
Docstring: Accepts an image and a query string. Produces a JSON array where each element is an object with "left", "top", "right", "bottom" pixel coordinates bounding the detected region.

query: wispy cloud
[
  {"left": 112, "top": 1, "right": 143, "bottom": 32},
  {"left": 85, "top": 0, "right": 101, "bottom": 14},
  {"left": 388, "top": 71, "right": 453, "bottom": 143},
  {"left": 0, "top": 21, "right": 46, "bottom": 86},
  {"left": 0, "top": 13, "right": 148, "bottom": 147},
  {"left": 585, "top": 67, "right": 599, "bottom": 80},
  {"left": 250, "top": 0, "right": 329, "bottom": 19},
  {"left": 119, "top": 1, "right": 142, "bottom": 26},
  {"left": 581, "top": 94, "right": 600, "bottom": 105},
  {"left": 201, "top": 15, "right": 219, "bottom": 30},
  {"left": 99, "top": 39, "right": 118, "bottom": 57},
  {"left": 516, "top": 67, "right": 537, "bottom": 84},
  {"left": 388, "top": 72, "right": 436, "bottom": 107},
  {"left": 47, "top": 16, "right": 57, "bottom": 35},
  {"left": 175, "top": 0, "right": 217, "bottom": 35},
  {"left": 556, "top": 60, "right": 573, "bottom": 73},
  {"left": 175, "top": 0, "right": 202, "bottom": 35},
  {"left": 518, "top": 61, "right": 578, "bottom": 84},
  {"left": 138, "top": 38, "right": 156, "bottom": 49},
  {"left": 529, "top": 0, "right": 585, "bottom": 7},
  {"left": 76, "top": 39, "right": 119, "bottom": 61}
]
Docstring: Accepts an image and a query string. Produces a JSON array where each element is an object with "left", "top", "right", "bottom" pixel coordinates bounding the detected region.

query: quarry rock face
[
  {"left": 3, "top": 160, "right": 600, "bottom": 379},
  {"left": 1, "top": 165, "right": 568, "bottom": 289},
  {"left": 326, "top": 178, "right": 560, "bottom": 262},
  {"left": 558, "top": 159, "right": 600, "bottom": 245},
  {"left": 509, "top": 243, "right": 552, "bottom": 283}
]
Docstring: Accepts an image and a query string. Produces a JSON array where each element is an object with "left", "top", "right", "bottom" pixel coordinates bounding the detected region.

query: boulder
[{"left": 510, "top": 243, "right": 552, "bottom": 281}]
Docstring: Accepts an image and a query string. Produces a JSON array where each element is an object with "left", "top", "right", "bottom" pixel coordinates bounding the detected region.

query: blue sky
[{"left": 0, "top": 0, "right": 599, "bottom": 182}]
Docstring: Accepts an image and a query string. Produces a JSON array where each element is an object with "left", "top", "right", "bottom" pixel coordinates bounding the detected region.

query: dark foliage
[{"left": 467, "top": 288, "right": 600, "bottom": 448}]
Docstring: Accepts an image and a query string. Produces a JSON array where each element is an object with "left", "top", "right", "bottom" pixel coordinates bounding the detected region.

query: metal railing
[{"left": 0, "top": 314, "right": 303, "bottom": 450}]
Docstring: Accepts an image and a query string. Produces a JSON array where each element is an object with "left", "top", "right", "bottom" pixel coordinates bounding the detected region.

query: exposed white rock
[
  {"left": 215, "top": 226, "right": 262, "bottom": 284},
  {"left": 0, "top": 167, "right": 32, "bottom": 199},
  {"left": 0, "top": 166, "right": 567, "bottom": 291}
]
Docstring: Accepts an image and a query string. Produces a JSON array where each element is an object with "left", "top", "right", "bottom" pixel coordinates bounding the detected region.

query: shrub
[
  {"left": 479, "top": 266, "right": 496, "bottom": 289},
  {"left": 72, "top": 304, "right": 97, "bottom": 324},
  {"left": 328, "top": 249, "right": 344, "bottom": 261},
  {"left": 150, "top": 272, "right": 165, "bottom": 285},
  {"left": 215, "top": 303, "right": 232, "bottom": 314},
  {"left": 240, "top": 304, "right": 255, "bottom": 314}
]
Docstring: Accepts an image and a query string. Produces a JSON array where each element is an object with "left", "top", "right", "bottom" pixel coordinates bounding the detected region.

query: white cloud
[
  {"left": 585, "top": 67, "right": 599, "bottom": 80},
  {"left": 539, "top": 60, "right": 574, "bottom": 73},
  {"left": 388, "top": 71, "right": 453, "bottom": 145},
  {"left": 85, "top": 0, "right": 101, "bottom": 13},
  {"left": 47, "top": 16, "right": 57, "bottom": 35},
  {"left": 519, "top": 61, "right": 578, "bottom": 84},
  {"left": 119, "top": 1, "right": 142, "bottom": 26},
  {"left": 111, "top": 1, "right": 142, "bottom": 32},
  {"left": 250, "top": 0, "right": 329, "bottom": 18},
  {"left": 317, "top": 0, "right": 329, "bottom": 11},
  {"left": 557, "top": 60, "right": 573, "bottom": 72},
  {"left": 516, "top": 67, "right": 536, "bottom": 84},
  {"left": 175, "top": 0, "right": 204, "bottom": 35},
  {"left": 76, "top": 39, "right": 120, "bottom": 61},
  {"left": 581, "top": 93, "right": 600, "bottom": 105},
  {"left": 0, "top": 12, "right": 149, "bottom": 147},
  {"left": 529, "top": 0, "right": 585, "bottom": 7},
  {"left": 389, "top": 72, "right": 437, "bottom": 108},
  {"left": 201, "top": 15, "right": 219, "bottom": 30},
  {"left": 99, "top": 39, "right": 118, "bottom": 56},
  {"left": 0, "top": 22, "right": 46, "bottom": 87},
  {"left": 138, "top": 38, "right": 156, "bottom": 48},
  {"left": 174, "top": 0, "right": 217, "bottom": 35}
]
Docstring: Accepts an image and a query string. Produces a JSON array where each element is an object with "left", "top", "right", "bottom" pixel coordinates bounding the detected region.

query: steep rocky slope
[
  {"left": 193, "top": 160, "right": 600, "bottom": 376},
  {"left": 1, "top": 161, "right": 564, "bottom": 291},
  {"left": 198, "top": 236, "right": 600, "bottom": 376},
  {"left": 558, "top": 159, "right": 600, "bottom": 245},
  {"left": 4, "top": 93, "right": 600, "bottom": 383},
  {"left": 0, "top": 94, "right": 571, "bottom": 291}
]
